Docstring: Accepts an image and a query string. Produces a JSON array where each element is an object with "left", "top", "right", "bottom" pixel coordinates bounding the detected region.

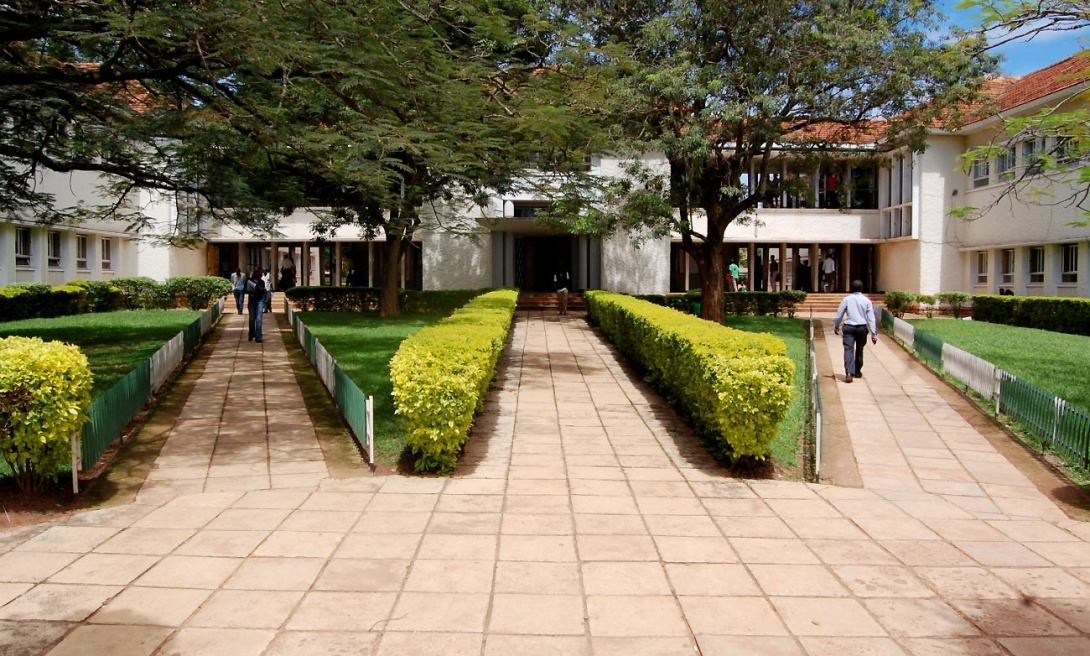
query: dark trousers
[
  {"left": 233, "top": 290, "right": 245, "bottom": 314},
  {"left": 842, "top": 324, "right": 869, "bottom": 377},
  {"left": 248, "top": 298, "right": 264, "bottom": 341}
]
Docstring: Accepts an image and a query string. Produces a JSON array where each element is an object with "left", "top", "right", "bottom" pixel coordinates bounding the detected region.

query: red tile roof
[{"left": 963, "top": 54, "right": 1090, "bottom": 126}]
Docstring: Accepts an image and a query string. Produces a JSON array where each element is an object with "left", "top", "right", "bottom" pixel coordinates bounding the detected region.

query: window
[
  {"left": 1029, "top": 246, "right": 1044, "bottom": 284},
  {"left": 1062, "top": 244, "right": 1078, "bottom": 284},
  {"left": 850, "top": 164, "right": 878, "bottom": 209},
  {"left": 1001, "top": 249, "right": 1014, "bottom": 284},
  {"left": 101, "top": 237, "right": 113, "bottom": 270},
  {"left": 1022, "top": 137, "right": 1046, "bottom": 172},
  {"left": 1054, "top": 136, "right": 1076, "bottom": 164},
  {"left": 76, "top": 235, "right": 88, "bottom": 269},
  {"left": 975, "top": 251, "right": 988, "bottom": 284},
  {"left": 512, "top": 203, "right": 549, "bottom": 219},
  {"left": 47, "top": 231, "right": 61, "bottom": 268},
  {"left": 15, "top": 228, "right": 31, "bottom": 267},
  {"left": 972, "top": 159, "right": 990, "bottom": 188},
  {"left": 175, "top": 193, "right": 200, "bottom": 235},
  {"left": 996, "top": 146, "right": 1016, "bottom": 181}
]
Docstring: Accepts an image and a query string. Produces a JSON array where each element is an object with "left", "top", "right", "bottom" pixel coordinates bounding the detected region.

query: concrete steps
[{"left": 516, "top": 292, "right": 587, "bottom": 312}]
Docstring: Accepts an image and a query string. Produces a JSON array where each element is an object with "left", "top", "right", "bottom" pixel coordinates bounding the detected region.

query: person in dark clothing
[
  {"left": 554, "top": 270, "right": 571, "bottom": 316},
  {"left": 246, "top": 267, "right": 266, "bottom": 343}
]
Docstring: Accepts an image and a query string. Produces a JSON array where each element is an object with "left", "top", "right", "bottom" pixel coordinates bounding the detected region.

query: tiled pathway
[{"left": 0, "top": 312, "right": 1086, "bottom": 655}]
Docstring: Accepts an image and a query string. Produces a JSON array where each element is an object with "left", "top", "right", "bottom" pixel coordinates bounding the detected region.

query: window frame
[
  {"left": 975, "top": 251, "right": 988, "bottom": 284},
  {"left": 101, "top": 237, "right": 113, "bottom": 271},
  {"left": 1061, "top": 244, "right": 1078, "bottom": 284},
  {"left": 15, "top": 227, "right": 32, "bottom": 267},
  {"left": 76, "top": 235, "right": 88, "bottom": 269},
  {"left": 996, "top": 146, "right": 1016, "bottom": 181},
  {"left": 1028, "top": 246, "right": 1045, "bottom": 284},
  {"left": 1001, "top": 248, "right": 1015, "bottom": 284},
  {"left": 971, "top": 159, "right": 991, "bottom": 188},
  {"left": 47, "top": 231, "right": 62, "bottom": 268}
]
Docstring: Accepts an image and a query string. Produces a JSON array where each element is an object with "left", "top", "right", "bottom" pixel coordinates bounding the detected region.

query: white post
[
  {"left": 70, "top": 433, "right": 81, "bottom": 494},
  {"left": 366, "top": 396, "right": 375, "bottom": 472}
]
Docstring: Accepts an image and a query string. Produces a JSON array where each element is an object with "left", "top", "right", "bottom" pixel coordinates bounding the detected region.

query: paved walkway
[{"left": 0, "top": 312, "right": 1087, "bottom": 655}]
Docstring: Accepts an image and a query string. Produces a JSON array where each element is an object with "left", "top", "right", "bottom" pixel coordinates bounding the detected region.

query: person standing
[
  {"left": 246, "top": 267, "right": 266, "bottom": 343},
  {"left": 554, "top": 269, "right": 571, "bottom": 316},
  {"left": 728, "top": 260, "right": 740, "bottom": 292},
  {"left": 230, "top": 268, "right": 246, "bottom": 314},
  {"left": 769, "top": 254, "right": 780, "bottom": 291},
  {"left": 833, "top": 280, "right": 878, "bottom": 383},
  {"left": 262, "top": 268, "right": 273, "bottom": 313},
  {"left": 823, "top": 251, "right": 837, "bottom": 292}
]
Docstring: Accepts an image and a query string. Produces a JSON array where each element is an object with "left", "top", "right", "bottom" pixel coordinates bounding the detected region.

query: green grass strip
[
  {"left": 0, "top": 310, "right": 202, "bottom": 397},
  {"left": 294, "top": 312, "right": 445, "bottom": 465},
  {"left": 909, "top": 319, "right": 1090, "bottom": 414}
]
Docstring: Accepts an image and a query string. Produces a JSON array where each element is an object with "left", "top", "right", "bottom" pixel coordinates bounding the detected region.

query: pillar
[
  {"left": 811, "top": 242, "right": 821, "bottom": 293},
  {"left": 368, "top": 241, "right": 375, "bottom": 287},
  {"left": 334, "top": 242, "right": 343, "bottom": 286},
  {"left": 301, "top": 241, "right": 310, "bottom": 286},
  {"left": 843, "top": 243, "right": 852, "bottom": 291},
  {"left": 778, "top": 242, "right": 787, "bottom": 291},
  {"left": 746, "top": 241, "right": 755, "bottom": 290}
]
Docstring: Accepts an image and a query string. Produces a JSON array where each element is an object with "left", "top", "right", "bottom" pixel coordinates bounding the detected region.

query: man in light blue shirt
[{"left": 833, "top": 280, "right": 878, "bottom": 383}]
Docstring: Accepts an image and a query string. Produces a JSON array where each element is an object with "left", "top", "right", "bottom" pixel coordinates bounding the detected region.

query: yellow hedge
[
  {"left": 585, "top": 291, "right": 793, "bottom": 459},
  {"left": 390, "top": 289, "right": 518, "bottom": 473}
]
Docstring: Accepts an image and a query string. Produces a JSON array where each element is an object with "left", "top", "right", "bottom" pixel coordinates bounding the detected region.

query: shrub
[
  {"left": 67, "top": 280, "right": 124, "bottom": 313},
  {"left": 0, "top": 284, "right": 87, "bottom": 319},
  {"left": 937, "top": 291, "right": 971, "bottom": 319},
  {"left": 390, "top": 289, "right": 518, "bottom": 473},
  {"left": 285, "top": 286, "right": 381, "bottom": 312},
  {"left": 0, "top": 287, "right": 30, "bottom": 321},
  {"left": 399, "top": 289, "right": 490, "bottom": 315},
  {"left": 916, "top": 294, "right": 937, "bottom": 319},
  {"left": 164, "top": 276, "right": 233, "bottom": 310},
  {"left": 884, "top": 290, "right": 916, "bottom": 318},
  {"left": 585, "top": 291, "right": 793, "bottom": 460},
  {"left": 635, "top": 294, "right": 695, "bottom": 313},
  {"left": 111, "top": 276, "right": 171, "bottom": 309},
  {"left": 973, "top": 294, "right": 1090, "bottom": 337},
  {"left": 0, "top": 336, "right": 93, "bottom": 492}
]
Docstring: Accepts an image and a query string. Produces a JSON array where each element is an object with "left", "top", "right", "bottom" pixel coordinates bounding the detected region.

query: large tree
[
  {"left": 538, "top": 0, "right": 991, "bottom": 322},
  {"left": 956, "top": 1, "right": 1090, "bottom": 222}
]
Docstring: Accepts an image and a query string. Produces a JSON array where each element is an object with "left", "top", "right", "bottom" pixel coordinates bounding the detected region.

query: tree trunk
[
  {"left": 698, "top": 239, "right": 726, "bottom": 324},
  {"left": 379, "top": 227, "right": 405, "bottom": 318}
]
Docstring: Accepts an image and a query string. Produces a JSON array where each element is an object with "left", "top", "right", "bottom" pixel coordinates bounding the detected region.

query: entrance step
[
  {"left": 517, "top": 291, "right": 587, "bottom": 312},
  {"left": 796, "top": 292, "right": 886, "bottom": 314}
]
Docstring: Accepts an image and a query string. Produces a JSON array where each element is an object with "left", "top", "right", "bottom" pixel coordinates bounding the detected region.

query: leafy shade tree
[
  {"left": 955, "top": 1, "right": 1090, "bottom": 222},
  {"left": 539, "top": 0, "right": 991, "bottom": 322}
]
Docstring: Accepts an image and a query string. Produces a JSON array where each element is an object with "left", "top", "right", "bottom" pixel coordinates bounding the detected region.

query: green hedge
[
  {"left": 973, "top": 294, "right": 1090, "bottom": 336},
  {"left": 0, "top": 284, "right": 88, "bottom": 320},
  {"left": 0, "top": 276, "right": 227, "bottom": 321},
  {"left": 285, "top": 286, "right": 489, "bottom": 315},
  {"left": 66, "top": 280, "right": 124, "bottom": 312},
  {"left": 0, "top": 336, "right": 93, "bottom": 492},
  {"left": 638, "top": 290, "right": 807, "bottom": 317},
  {"left": 389, "top": 289, "right": 518, "bottom": 473},
  {"left": 585, "top": 291, "right": 794, "bottom": 460},
  {"left": 164, "top": 276, "right": 233, "bottom": 310}
]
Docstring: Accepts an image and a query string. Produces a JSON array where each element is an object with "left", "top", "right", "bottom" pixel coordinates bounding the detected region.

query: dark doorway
[
  {"left": 851, "top": 245, "right": 876, "bottom": 292},
  {"left": 516, "top": 236, "right": 573, "bottom": 291}
]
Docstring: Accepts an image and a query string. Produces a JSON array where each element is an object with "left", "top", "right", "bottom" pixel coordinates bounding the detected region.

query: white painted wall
[
  {"left": 422, "top": 230, "right": 492, "bottom": 290},
  {"left": 877, "top": 241, "right": 922, "bottom": 292},
  {"left": 917, "top": 137, "right": 967, "bottom": 293},
  {"left": 601, "top": 231, "right": 670, "bottom": 294}
]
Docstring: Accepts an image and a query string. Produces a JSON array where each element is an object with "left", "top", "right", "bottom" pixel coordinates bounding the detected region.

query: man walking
[
  {"left": 554, "top": 269, "right": 571, "bottom": 316},
  {"left": 833, "top": 280, "right": 877, "bottom": 383}
]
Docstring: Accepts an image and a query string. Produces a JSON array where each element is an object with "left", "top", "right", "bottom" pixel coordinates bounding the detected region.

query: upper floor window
[
  {"left": 76, "top": 235, "right": 88, "bottom": 269},
  {"left": 1021, "top": 136, "right": 1046, "bottom": 172},
  {"left": 1029, "top": 246, "right": 1044, "bottom": 284},
  {"left": 972, "top": 159, "right": 990, "bottom": 188},
  {"left": 15, "top": 228, "right": 31, "bottom": 267},
  {"left": 1001, "top": 248, "right": 1014, "bottom": 284},
  {"left": 996, "top": 147, "right": 1016, "bottom": 182},
  {"left": 512, "top": 203, "right": 549, "bottom": 219},
  {"left": 1062, "top": 244, "right": 1078, "bottom": 284},
  {"left": 850, "top": 164, "right": 878, "bottom": 210},
  {"left": 975, "top": 251, "right": 988, "bottom": 284},
  {"left": 101, "top": 237, "right": 113, "bottom": 270},
  {"left": 47, "top": 231, "right": 61, "bottom": 268}
]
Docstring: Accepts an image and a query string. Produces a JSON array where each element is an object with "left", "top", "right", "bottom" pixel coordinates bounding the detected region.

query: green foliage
[
  {"left": 66, "top": 280, "right": 124, "bottom": 313},
  {"left": 398, "top": 289, "right": 490, "bottom": 316},
  {"left": 0, "top": 336, "right": 93, "bottom": 492},
  {"left": 972, "top": 294, "right": 1090, "bottom": 337},
  {"left": 0, "top": 284, "right": 88, "bottom": 320},
  {"left": 164, "top": 276, "right": 233, "bottom": 310},
  {"left": 111, "top": 277, "right": 172, "bottom": 310},
  {"left": 585, "top": 291, "right": 794, "bottom": 460},
  {"left": 389, "top": 289, "right": 518, "bottom": 473},
  {"left": 917, "top": 294, "right": 938, "bottom": 318},
  {"left": 286, "top": 287, "right": 381, "bottom": 312},
  {"left": 884, "top": 290, "right": 917, "bottom": 318},
  {"left": 937, "top": 291, "right": 972, "bottom": 318},
  {"left": 638, "top": 291, "right": 807, "bottom": 319},
  {"left": 635, "top": 294, "right": 696, "bottom": 313}
]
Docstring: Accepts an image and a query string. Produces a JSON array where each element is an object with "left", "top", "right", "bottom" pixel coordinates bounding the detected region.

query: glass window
[
  {"left": 1062, "top": 244, "right": 1078, "bottom": 284},
  {"left": 101, "top": 237, "right": 113, "bottom": 270},
  {"left": 850, "top": 163, "right": 878, "bottom": 209},
  {"left": 1022, "top": 137, "right": 1046, "bottom": 172},
  {"left": 976, "top": 251, "right": 988, "bottom": 284},
  {"left": 47, "top": 231, "right": 61, "bottom": 268},
  {"left": 972, "top": 159, "right": 990, "bottom": 188},
  {"left": 76, "top": 235, "right": 88, "bottom": 269},
  {"left": 512, "top": 203, "right": 548, "bottom": 219},
  {"left": 818, "top": 163, "right": 844, "bottom": 209},
  {"left": 15, "top": 228, "right": 31, "bottom": 267},
  {"left": 1029, "top": 246, "right": 1044, "bottom": 283},
  {"left": 1001, "top": 249, "right": 1014, "bottom": 284},
  {"left": 996, "top": 146, "right": 1016, "bottom": 181}
]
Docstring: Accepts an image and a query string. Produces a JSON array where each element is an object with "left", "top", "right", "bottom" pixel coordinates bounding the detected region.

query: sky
[{"left": 940, "top": 0, "right": 1089, "bottom": 76}]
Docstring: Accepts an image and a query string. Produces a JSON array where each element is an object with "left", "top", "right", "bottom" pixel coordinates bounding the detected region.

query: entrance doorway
[{"left": 516, "top": 236, "right": 573, "bottom": 292}]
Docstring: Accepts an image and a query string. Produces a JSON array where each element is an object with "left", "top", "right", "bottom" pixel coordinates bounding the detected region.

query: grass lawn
[
  {"left": 909, "top": 319, "right": 1090, "bottom": 414},
  {"left": 297, "top": 312, "right": 445, "bottom": 465},
  {"left": 724, "top": 316, "right": 808, "bottom": 471},
  {"left": 0, "top": 310, "right": 202, "bottom": 397}
]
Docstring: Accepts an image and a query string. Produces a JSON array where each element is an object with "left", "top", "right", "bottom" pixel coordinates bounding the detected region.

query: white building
[{"left": 2, "top": 56, "right": 1087, "bottom": 299}]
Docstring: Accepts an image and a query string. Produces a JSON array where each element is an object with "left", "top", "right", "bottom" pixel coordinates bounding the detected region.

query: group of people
[
  {"left": 229, "top": 266, "right": 273, "bottom": 343},
  {"left": 725, "top": 250, "right": 840, "bottom": 293}
]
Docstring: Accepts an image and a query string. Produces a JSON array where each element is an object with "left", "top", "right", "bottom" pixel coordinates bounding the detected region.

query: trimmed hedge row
[
  {"left": 284, "top": 286, "right": 489, "bottom": 315},
  {"left": 973, "top": 295, "right": 1090, "bottom": 336},
  {"left": 586, "top": 291, "right": 794, "bottom": 460},
  {"left": 637, "top": 290, "right": 808, "bottom": 317},
  {"left": 389, "top": 289, "right": 518, "bottom": 473},
  {"left": 0, "top": 276, "right": 230, "bottom": 321}
]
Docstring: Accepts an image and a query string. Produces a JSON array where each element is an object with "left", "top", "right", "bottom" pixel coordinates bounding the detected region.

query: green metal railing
[
  {"left": 913, "top": 329, "right": 943, "bottom": 368},
  {"left": 81, "top": 361, "right": 151, "bottom": 468},
  {"left": 335, "top": 364, "right": 371, "bottom": 451},
  {"left": 880, "top": 308, "right": 894, "bottom": 332},
  {"left": 1057, "top": 405, "right": 1090, "bottom": 469}
]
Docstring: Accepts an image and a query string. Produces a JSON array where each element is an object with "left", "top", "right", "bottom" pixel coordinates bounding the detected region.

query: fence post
[
  {"left": 366, "top": 395, "right": 375, "bottom": 472},
  {"left": 70, "top": 433, "right": 80, "bottom": 494},
  {"left": 1052, "top": 397, "right": 1063, "bottom": 451},
  {"left": 995, "top": 371, "right": 1003, "bottom": 417}
]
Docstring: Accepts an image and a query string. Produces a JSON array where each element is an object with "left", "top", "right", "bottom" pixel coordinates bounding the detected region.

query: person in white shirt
[
  {"left": 833, "top": 280, "right": 878, "bottom": 383},
  {"left": 823, "top": 252, "right": 837, "bottom": 292}
]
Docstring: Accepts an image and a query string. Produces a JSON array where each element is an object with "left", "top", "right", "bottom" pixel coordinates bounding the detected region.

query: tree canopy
[{"left": 534, "top": 0, "right": 992, "bottom": 321}]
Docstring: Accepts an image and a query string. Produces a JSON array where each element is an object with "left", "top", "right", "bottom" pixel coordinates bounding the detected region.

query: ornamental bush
[
  {"left": 285, "top": 287, "right": 381, "bottom": 312},
  {"left": 390, "top": 289, "right": 517, "bottom": 473},
  {"left": 884, "top": 290, "right": 916, "bottom": 318},
  {"left": 111, "top": 276, "right": 172, "bottom": 309},
  {"left": 164, "top": 276, "right": 233, "bottom": 310},
  {"left": 586, "top": 291, "right": 793, "bottom": 460},
  {"left": 973, "top": 294, "right": 1090, "bottom": 337},
  {"left": 0, "top": 336, "right": 93, "bottom": 492},
  {"left": 937, "top": 291, "right": 971, "bottom": 318},
  {"left": 66, "top": 280, "right": 124, "bottom": 313},
  {"left": 0, "top": 284, "right": 88, "bottom": 320}
]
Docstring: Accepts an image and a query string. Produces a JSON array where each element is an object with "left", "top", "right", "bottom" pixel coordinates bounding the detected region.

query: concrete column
[
  {"left": 62, "top": 232, "right": 78, "bottom": 281},
  {"left": 0, "top": 225, "right": 12, "bottom": 286},
  {"left": 334, "top": 242, "right": 343, "bottom": 286},
  {"left": 1079, "top": 241, "right": 1090, "bottom": 298},
  {"left": 368, "top": 241, "right": 375, "bottom": 287},
  {"left": 811, "top": 242, "right": 821, "bottom": 292},
  {"left": 269, "top": 240, "right": 279, "bottom": 289},
  {"left": 778, "top": 242, "right": 787, "bottom": 291},
  {"left": 1047, "top": 244, "right": 1061, "bottom": 297},
  {"left": 30, "top": 227, "right": 46, "bottom": 282},
  {"left": 843, "top": 243, "right": 852, "bottom": 291},
  {"left": 301, "top": 241, "right": 310, "bottom": 286},
  {"left": 88, "top": 233, "right": 102, "bottom": 280},
  {"left": 746, "top": 241, "right": 755, "bottom": 290}
]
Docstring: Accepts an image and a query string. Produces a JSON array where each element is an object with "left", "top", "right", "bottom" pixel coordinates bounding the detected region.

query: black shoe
[
  {"left": 255, "top": 339, "right": 262, "bottom": 343},
  {"left": 845, "top": 375, "right": 853, "bottom": 383},
  {"left": 854, "top": 372, "right": 863, "bottom": 378},
  {"left": 248, "top": 337, "right": 254, "bottom": 341}
]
